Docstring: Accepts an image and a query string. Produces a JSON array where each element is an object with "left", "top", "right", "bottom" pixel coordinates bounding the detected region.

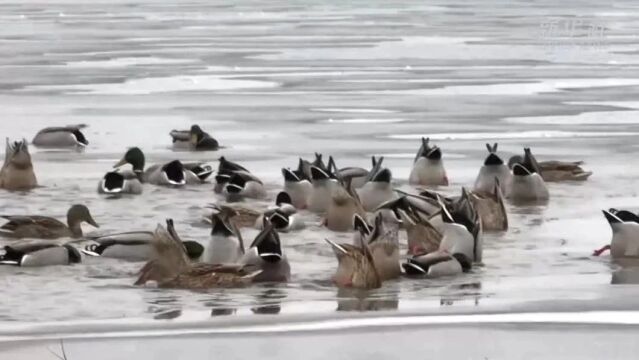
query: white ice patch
[
  {"left": 388, "top": 131, "right": 639, "bottom": 140},
  {"left": 504, "top": 111, "right": 639, "bottom": 125},
  {"left": 24, "top": 75, "right": 278, "bottom": 95}
]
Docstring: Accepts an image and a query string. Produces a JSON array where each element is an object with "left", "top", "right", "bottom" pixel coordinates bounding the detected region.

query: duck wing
[{"left": 1, "top": 215, "right": 66, "bottom": 231}]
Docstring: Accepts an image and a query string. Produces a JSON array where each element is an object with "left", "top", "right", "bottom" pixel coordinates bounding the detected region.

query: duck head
[
  {"left": 114, "top": 147, "right": 145, "bottom": 173},
  {"left": 189, "top": 124, "right": 205, "bottom": 146},
  {"left": 67, "top": 204, "right": 99, "bottom": 230}
]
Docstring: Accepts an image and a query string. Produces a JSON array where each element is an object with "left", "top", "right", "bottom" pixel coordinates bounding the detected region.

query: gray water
[{"left": 1, "top": 0, "right": 639, "bottom": 340}]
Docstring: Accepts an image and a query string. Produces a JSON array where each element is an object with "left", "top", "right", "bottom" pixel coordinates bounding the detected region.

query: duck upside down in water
[
  {"left": 135, "top": 220, "right": 261, "bottom": 289},
  {"left": 0, "top": 139, "right": 37, "bottom": 191}
]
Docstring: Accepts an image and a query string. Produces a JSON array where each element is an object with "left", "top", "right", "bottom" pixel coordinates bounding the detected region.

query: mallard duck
[
  {"left": 214, "top": 156, "right": 250, "bottom": 193},
  {"left": 507, "top": 148, "right": 549, "bottom": 202},
  {"left": 469, "top": 178, "right": 508, "bottom": 231},
  {"left": 113, "top": 147, "right": 212, "bottom": 186},
  {"left": 337, "top": 156, "right": 383, "bottom": 189},
  {"left": 203, "top": 207, "right": 245, "bottom": 264},
  {"left": 32, "top": 125, "right": 88, "bottom": 148},
  {"left": 134, "top": 220, "right": 261, "bottom": 289},
  {"left": 397, "top": 207, "right": 442, "bottom": 256},
  {"left": 357, "top": 166, "right": 398, "bottom": 212},
  {"left": 508, "top": 150, "right": 592, "bottom": 182},
  {"left": 0, "top": 204, "right": 99, "bottom": 239},
  {"left": 308, "top": 155, "right": 339, "bottom": 214},
  {"left": 170, "top": 124, "right": 219, "bottom": 151},
  {"left": 97, "top": 170, "right": 143, "bottom": 195},
  {"left": 282, "top": 159, "right": 312, "bottom": 209},
  {"left": 402, "top": 197, "right": 479, "bottom": 277},
  {"left": 409, "top": 137, "right": 448, "bottom": 186},
  {"left": 256, "top": 192, "right": 305, "bottom": 232},
  {"left": 594, "top": 209, "right": 639, "bottom": 258},
  {"left": 474, "top": 143, "right": 511, "bottom": 194},
  {"left": 240, "top": 218, "right": 291, "bottom": 282},
  {"left": 224, "top": 171, "right": 266, "bottom": 202},
  {"left": 0, "top": 241, "right": 81, "bottom": 267},
  {"left": 325, "top": 235, "right": 382, "bottom": 289},
  {"left": 355, "top": 213, "right": 401, "bottom": 281},
  {"left": 81, "top": 231, "right": 204, "bottom": 261},
  {"left": 324, "top": 179, "right": 366, "bottom": 232},
  {"left": 0, "top": 139, "right": 37, "bottom": 191}
]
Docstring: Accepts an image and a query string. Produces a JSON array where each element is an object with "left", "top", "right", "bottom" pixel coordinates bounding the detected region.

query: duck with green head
[
  {"left": 169, "top": 124, "right": 219, "bottom": 151},
  {"left": 0, "top": 204, "right": 99, "bottom": 239},
  {"left": 112, "top": 147, "right": 212, "bottom": 187}
]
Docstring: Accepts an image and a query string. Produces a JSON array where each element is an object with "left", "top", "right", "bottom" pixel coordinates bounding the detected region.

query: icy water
[{"left": 2, "top": 0, "right": 639, "bottom": 343}]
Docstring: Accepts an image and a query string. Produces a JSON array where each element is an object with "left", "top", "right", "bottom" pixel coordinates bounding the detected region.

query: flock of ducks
[{"left": 0, "top": 122, "right": 630, "bottom": 291}]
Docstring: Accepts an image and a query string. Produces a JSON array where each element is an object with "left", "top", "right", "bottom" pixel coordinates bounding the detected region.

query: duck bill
[
  {"left": 113, "top": 158, "right": 128, "bottom": 168},
  {"left": 87, "top": 216, "right": 99, "bottom": 228}
]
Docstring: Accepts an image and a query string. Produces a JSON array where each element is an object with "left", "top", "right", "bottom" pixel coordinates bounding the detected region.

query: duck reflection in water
[
  {"left": 251, "top": 288, "right": 286, "bottom": 315},
  {"left": 440, "top": 282, "right": 482, "bottom": 307},
  {"left": 335, "top": 286, "right": 399, "bottom": 312},
  {"left": 611, "top": 259, "right": 639, "bottom": 285}
]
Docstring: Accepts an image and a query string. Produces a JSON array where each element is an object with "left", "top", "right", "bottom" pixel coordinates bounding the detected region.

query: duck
[
  {"left": 32, "top": 124, "right": 89, "bottom": 148},
  {"left": 324, "top": 179, "right": 366, "bottom": 232},
  {"left": 355, "top": 213, "right": 401, "bottom": 281},
  {"left": 0, "top": 241, "right": 81, "bottom": 267},
  {"left": 469, "top": 178, "right": 508, "bottom": 231},
  {"left": 325, "top": 235, "right": 382, "bottom": 289},
  {"left": 203, "top": 207, "right": 245, "bottom": 264},
  {"left": 282, "top": 158, "right": 312, "bottom": 209},
  {"left": 240, "top": 218, "right": 291, "bottom": 282},
  {"left": 134, "top": 220, "right": 261, "bottom": 289},
  {"left": 0, "top": 139, "right": 37, "bottom": 191},
  {"left": 203, "top": 203, "right": 262, "bottom": 229},
  {"left": 594, "top": 209, "right": 639, "bottom": 258},
  {"left": 308, "top": 156, "right": 339, "bottom": 214},
  {"left": 224, "top": 171, "right": 266, "bottom": 202},
  {"left": 357, "top": 166, "right": 397, "bottom": 212},
  {"left": 256, "top": 192, "right": 305, "bottom": 232},
  {"left": 81, "top": 231, "right": 204, "bottom": 261},
  {"left": 113, "top": 147, "right": 212, "bottom": 187},
  {"left": 214, "top": 156, "right": 250, "bottom": 193},
  {"left": 507, "top": 148, "right": 549, "bottom": 202},
  {"left": 474, "top": 143, "right": 511, "bottom": 194},
  {"left": 337, "top": 156, "right": 384, "bottom": 189},
  {"left": 409, "top": 137, "right": 448, "bottom": 186},
  {"left": 397, "top": 207, "right": 442, "bottom": 256},
  {"left": 97, "top": 170, "right": 143, "bottom": 195},
  {"left": 0, "top": 204, "right": 99, "bottom": 239},
  {"left": 402, "top": 197, "right": 479, "bottom": 277},
  {"left": 170, "top": 124, "right": 219, "bottom": 151},
  {"left": 508, "top": 150, "right": 592, "bottom": 182}
]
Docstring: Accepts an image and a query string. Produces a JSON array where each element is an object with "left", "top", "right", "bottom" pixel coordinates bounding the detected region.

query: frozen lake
[{"left": 1, "top": 0, "right": 639, "bottom": 356}]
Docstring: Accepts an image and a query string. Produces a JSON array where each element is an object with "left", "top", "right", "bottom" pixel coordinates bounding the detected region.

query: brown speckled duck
[
  {"left": 0, "top": 204, "right": 99, "bottom": 239},
  {"left": 508, "top": 148, "right": 592, "bottom": 182},
  {"left": 135, "top": 220, "right": 261, "bottom": 289},
  {"left": 325, "top": 232, "right": 382, "bottom": 290}
]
